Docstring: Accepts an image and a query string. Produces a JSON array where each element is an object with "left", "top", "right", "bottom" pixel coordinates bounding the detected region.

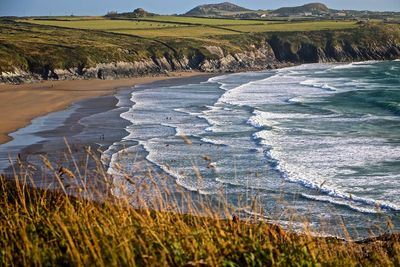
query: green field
[
  {"left": 223, "top": 21, "right": 357, "bottom": 33},
  {"left": 19, "top": 16, "right": 358, "bottom": 38},
  {"left": 111, "top": 26, "right": 237, "bottom": 37},
  {"left": 20, "top": 18, "right": 185, "bottom": 31},
  {"left": 141, "top": 15, "right": 273, "bottom": 25}
]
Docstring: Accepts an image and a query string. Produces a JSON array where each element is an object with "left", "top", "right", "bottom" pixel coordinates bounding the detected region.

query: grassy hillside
[
  {"left": 0, "top": 154, "right": 399, "bottom": 266},
  {"left": 185, "top": 2, "right": 250, "bottom": 17},
  {"left": 273, "top": 3, "right": 330, "bottom": 15},
  {"left": 0, "top": 16, "right": 399, "bottom": 77}
]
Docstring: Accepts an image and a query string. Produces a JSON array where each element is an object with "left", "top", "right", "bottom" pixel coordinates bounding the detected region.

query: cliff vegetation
[{"left": 0, "top": 17, "right": 399, "bottom": 83}]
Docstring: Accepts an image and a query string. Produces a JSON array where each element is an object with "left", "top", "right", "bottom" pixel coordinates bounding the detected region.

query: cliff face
[
  {"left": 267, "top": 35, "right": 400, "bottom": 63},
  {"left": 1, "top": 28, "right": 399, "bottom": 84}
]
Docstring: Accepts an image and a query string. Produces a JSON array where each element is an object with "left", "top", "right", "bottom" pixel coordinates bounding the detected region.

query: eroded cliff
[{"left": 1, "top": 23, "right": 399, "bottom": 84}]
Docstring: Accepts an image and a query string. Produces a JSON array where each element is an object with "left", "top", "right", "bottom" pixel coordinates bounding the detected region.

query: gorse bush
[{"left": 0, "top": 145, "right": 399, "bottom": 266}]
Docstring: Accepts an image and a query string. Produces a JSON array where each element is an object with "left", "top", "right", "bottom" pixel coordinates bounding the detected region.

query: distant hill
[
  {"left": 273, "top": 3, "right": 330, "bottom": 15},
  {"left": 182, "top": 2, "right": 400, "bottom": 19},
  {"left": 185, "top": 2, "right": 250, "bottom": 16}
]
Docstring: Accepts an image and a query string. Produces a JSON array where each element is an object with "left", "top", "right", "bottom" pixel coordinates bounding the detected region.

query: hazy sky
[{"left": 1, "top": 0, "right": 399, "bottom": 16}]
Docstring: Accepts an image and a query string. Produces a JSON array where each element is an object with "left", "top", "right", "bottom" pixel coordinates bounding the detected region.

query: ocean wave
[
  {"left": 374, "top": 101, "right": 400, "bottom": 116},
  {"left": 247, "top": 110, "right": 338, "bottom": 129},
  {"left": 141, "top": 141, "right": 215, "bottom": 195},
  {"left": 300, "top": 79, "right": 337, "bottom": 92},
  {"left": 270, "top": 154, "right": 400, "bottom": 213},
  {"left": 173, "top": 108, "right": 199, "bottom": 116},
  {"left": 333, "top": 61, "right": 381, "bottom": 70},
  {"left": 200, "top": 137, "right": 226, "bottom": 146},
  {"left": 251, "top": 128, "right": 400, "bottom": 213},
  {"left": 247, "top": 110, "right": 277, "bottom": 128},
  {"left": 206, "top": 75, "right": 238, "bottom": 91},
  {"left": 160, "top": 123, "right": 188, "bottom": 138},
  {"left": 300, "top": 194, "right": 380, "bottom": 214},
  {"left": 206, "top": 74, "right": 233, "bottom": 83}
]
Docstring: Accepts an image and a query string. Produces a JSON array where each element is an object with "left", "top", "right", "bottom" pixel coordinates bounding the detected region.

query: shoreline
[
  {"left": 0, "top": 71, "right": 208, "bottom": 145},
  {"left": 0, "top": 72, "right": 217, "bottom": 179},
  {"left": 0, "top": 62, "right": 399, "bottom": 241}
]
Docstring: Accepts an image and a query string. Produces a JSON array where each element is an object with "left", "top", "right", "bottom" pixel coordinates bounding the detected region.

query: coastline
[
  {"left": 0, "top": 61, "right": 399, "bottom": 244},
  {"left": 0, "top": 72, "right": 217, "bottom": 180},
  {"left": 0, "top": 71, "right": 207, "bottom": 145}
]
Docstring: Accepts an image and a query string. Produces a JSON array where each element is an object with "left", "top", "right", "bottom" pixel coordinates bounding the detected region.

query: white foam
[
  {"left": 217, "top": 72, "right": 336, "bottom": 107},
  {"left": 107, "top": 61, "right": 400, "bottom": 220},
  {"left": 300, "top": 79, "right": 337, "bottom": 91},
  {"left": 301, "top": 194, "right": 380, "bottom": 214},
  {"left": 141, "top": 141, "right": 215, "bottom": 195},
  {"left": 247, "top": 110, "right": 337, "bottom": 129},
  {"left": 333, "top": 61, "right": 380, "bottom": 70},
  {"left": 200, "top": 137, "right": 226, "bottom": 146},
  {"left": 253, "top": 128, "right": 400, "bottom": 212}
]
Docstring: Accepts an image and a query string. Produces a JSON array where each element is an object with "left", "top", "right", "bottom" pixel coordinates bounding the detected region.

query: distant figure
[
  {"left": 232, "top": 214, "right": 239, "bottom": 223},
  {"left": 207, "top": 162, "right": 216, "bottom": 169}
]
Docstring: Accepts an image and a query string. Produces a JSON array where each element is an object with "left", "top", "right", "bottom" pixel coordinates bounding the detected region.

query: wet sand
[
  {"left": 0, "top": 72, "right": 205, "bottom": 144},
  {"left": 0, "top": 73, "right": 216, "bottom": 189}
]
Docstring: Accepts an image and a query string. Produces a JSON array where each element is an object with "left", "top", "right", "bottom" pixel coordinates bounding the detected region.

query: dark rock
[{"left": 1, "top": 39, "right": 399, "bottom": 84}]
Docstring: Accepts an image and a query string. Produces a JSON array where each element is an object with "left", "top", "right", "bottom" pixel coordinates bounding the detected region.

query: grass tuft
[{"left": 0, "top": 148, "right": 399, "bottom": 266}]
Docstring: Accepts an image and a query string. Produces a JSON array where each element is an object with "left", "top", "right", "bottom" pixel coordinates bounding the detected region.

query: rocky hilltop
[
  {"left": 272, "top": 3, "right": 330, "bottom": 16},
  {"left": 0, "top": 22, "right": 399, "bottom": 84},
  {"left": 185, "top": 2, "right": 250, "bottom": 17},
  {"left": 106, "top": 8, "right": 157, "bottom": 18}
]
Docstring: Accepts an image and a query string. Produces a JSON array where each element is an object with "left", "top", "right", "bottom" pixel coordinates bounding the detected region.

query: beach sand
[
  {"left": 0, "top": 72, "right": 215, "bottom": 188},
  {"left": 0, "top": 72, "right": 204, "bottom": 144}
]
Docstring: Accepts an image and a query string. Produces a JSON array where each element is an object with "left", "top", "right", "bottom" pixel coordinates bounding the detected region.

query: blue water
[
  {"left": 104, "top": 60, "right": 400, "bottom": 238},
  {"left": 1, "top": 61, "right": 398, "bottom": 238}
]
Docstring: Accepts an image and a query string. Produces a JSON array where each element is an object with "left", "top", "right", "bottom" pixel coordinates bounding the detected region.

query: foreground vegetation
[{"left": 0, "top": 150, "right": 399, "bottom": 266}]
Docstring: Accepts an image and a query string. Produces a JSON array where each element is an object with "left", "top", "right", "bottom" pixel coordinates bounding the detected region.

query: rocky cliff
[{"left": 1, "top": 25, "right": 399, "bottom": 84}]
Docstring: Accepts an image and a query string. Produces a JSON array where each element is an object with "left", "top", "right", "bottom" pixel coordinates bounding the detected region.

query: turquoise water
[{"left": 104, "top": 61, "right": 400, "bottom": 237}]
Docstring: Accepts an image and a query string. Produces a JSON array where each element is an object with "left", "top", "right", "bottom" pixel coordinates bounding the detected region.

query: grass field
[
  {"left": 223, "top": 21, "right": 357, "bottom": 33},
  {"left": 19, "top": 18, "right": 185, "bottom": 30},
  {"left": 19, "top": 16, "right": 358, "bottom": 38},
  {"left": 111, "top": 26, "right": 238, "bottom": 37},
  {"left": 141, "top": 15, "right": 273, "bottom": 25}
]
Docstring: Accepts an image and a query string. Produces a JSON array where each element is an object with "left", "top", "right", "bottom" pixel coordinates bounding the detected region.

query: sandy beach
[{"left": 0, "top": 72, "right": 204, "bottom": 145}]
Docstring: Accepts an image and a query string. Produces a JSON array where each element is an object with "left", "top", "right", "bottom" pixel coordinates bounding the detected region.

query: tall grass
[{"left": 0, "top": 144, "right": 399, "bottom": 266}]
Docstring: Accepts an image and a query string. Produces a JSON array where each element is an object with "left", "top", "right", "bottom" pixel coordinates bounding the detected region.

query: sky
[{"left": 1, "top": 0, "right": 400, "bottom": 17}]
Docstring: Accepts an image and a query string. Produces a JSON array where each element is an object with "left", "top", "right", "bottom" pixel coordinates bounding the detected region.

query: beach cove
[
  {"left": 1, "top": 61, "right": 399, "bottom": 240},
  {"left": 0, "top": 72, "right": 205, "bottom": 144}
]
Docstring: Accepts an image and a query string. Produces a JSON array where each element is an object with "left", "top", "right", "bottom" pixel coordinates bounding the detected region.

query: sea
[{"left": 1, "top": 60, "right": 399, "bottom": 238}]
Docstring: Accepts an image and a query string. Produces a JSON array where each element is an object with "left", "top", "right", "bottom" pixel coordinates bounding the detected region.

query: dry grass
[{"left": 0, "top": 145, "right": 399, "bottom": 266}]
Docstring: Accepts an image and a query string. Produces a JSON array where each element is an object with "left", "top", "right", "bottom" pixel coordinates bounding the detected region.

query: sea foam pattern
[{"left": 106, "top": 61, "right": 400, "bottom": 237}]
